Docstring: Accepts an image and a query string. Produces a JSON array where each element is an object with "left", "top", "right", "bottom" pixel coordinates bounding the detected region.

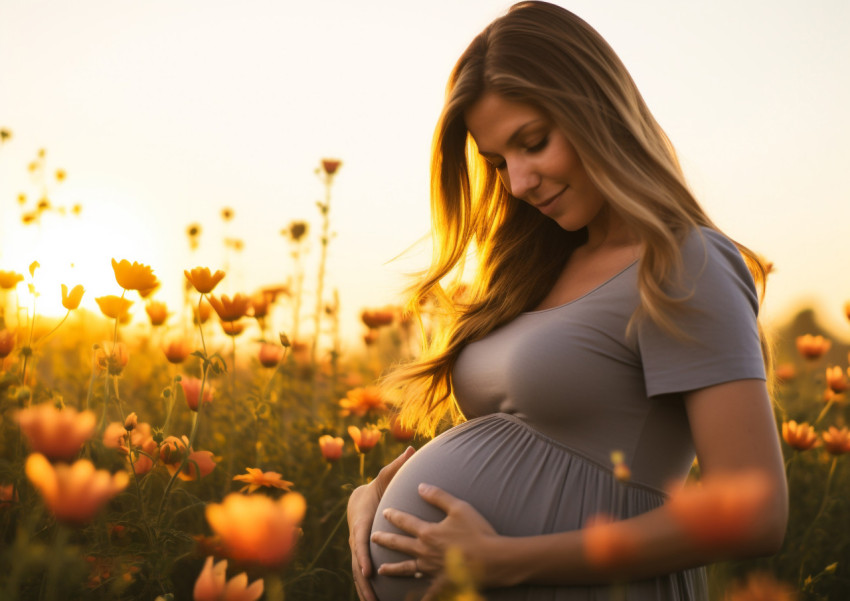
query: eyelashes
[{"left": 489, "top": 134, "right": 550, "bottom": 171}]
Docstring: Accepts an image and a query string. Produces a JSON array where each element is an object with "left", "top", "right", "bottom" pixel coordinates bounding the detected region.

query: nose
[{"left": 505, "top": 157, "right": 540, "bottom": 199}]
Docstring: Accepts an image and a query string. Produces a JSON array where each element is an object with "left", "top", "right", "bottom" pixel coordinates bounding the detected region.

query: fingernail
[
  {"left": 382, "top": 508, "right": 390, "bottom": 518},
  {"left": 418, "top": 483, "right": 431, "bottom": 493},
  {"left": 361, "top": 567, "right": 367, "bottom": 577}
]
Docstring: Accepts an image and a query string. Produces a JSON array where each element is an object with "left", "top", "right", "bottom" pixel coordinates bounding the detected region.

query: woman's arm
[
  {"left": 348, "top": 446, "right": 416, "bottom": 601},
  {"left": 373, "top": 379, "right": 788, "bottom": 588}
]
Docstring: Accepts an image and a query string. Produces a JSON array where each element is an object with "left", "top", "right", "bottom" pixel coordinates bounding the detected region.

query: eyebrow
[{"left": 476, "top": 119, "right": 548, "bottom": 159}]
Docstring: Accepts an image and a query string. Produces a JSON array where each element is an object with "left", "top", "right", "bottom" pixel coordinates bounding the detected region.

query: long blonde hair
[{"left": 386, "top": 1, "right": 771, "bottom": 436}]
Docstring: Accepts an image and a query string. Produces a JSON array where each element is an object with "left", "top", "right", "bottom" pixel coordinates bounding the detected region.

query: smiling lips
[{"left": 532, "top": 186, "right": 568, "bottom": 214}]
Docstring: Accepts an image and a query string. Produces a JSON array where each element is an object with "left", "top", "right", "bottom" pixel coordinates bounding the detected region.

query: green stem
[
  {"left": 798, "top": 456, "right": 839, "bottom": 583},
  {"left": 33, "top": 310, "right": 69, "bottom": 347}
]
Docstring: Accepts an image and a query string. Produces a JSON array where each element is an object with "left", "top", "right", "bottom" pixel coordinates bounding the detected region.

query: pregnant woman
[{"left": 347, "top": 2, "right": 788, "bottom": 600}]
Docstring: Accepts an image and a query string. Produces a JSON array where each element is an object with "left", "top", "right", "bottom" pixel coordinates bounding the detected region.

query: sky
[{"left": 1, "top": 0, "right": 849, "bottom": 349}]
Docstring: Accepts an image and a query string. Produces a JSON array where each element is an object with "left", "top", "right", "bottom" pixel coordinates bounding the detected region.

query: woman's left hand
[{"left": 371, "top": 483, "right": 500, "bottom": 582}]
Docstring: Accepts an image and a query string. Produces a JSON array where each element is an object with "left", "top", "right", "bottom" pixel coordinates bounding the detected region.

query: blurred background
[{"left": 1, "top": 0, "right": 848, "bottom": 346}]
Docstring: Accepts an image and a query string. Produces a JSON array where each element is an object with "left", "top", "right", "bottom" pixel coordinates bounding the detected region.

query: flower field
[{"left": 0, "top": 145, "right": 848, "bottom": 600}]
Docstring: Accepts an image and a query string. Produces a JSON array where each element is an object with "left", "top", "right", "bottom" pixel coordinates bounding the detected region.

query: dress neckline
[{"left": 522, "top": 259, "right": 638, "bottom": 315}]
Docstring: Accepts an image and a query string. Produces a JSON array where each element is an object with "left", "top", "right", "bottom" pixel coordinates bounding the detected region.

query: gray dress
[{"left": 370, "top": 228, "right": 766, "bottom": 600}]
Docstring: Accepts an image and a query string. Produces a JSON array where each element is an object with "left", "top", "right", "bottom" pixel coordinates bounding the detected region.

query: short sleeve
[{"left": 637, "top": 228, "right": 766, "bottom": 398}]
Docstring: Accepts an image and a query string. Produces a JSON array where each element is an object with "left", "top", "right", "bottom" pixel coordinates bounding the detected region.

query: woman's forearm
[{"left": 483, "top": 490, "right": 786, "bottom": 588}]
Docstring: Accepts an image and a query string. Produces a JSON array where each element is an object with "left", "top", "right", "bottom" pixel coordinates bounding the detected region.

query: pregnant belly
[{"left": 369, "top": 413, "right": 640, "bottom": 601}]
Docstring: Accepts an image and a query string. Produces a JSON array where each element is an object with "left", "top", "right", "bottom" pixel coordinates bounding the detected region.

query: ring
[{"left": 414, "top": 571, "right": 423, "bottom": 579}]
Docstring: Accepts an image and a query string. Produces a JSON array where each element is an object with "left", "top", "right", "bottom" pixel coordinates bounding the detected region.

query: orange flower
[
  {"left": 220, "top": 320, "right": 246, "bottom": 337},
  {"left": 723, "top": 571, "right": 797, "bottom": 601},
  {"left": 795, "top": 334, "right": 831, "bottom": 360},
  {"left": 95, "top": 343, "right": 130, "bottom": 376},
  {"left": 825, "top": 366, "right": 847, "bottom": 393},
  {"left": 581, "top": 514, "right": 639, "bottom": 569},
  {"left": 171, "top": 450, "right": 216, "bottom": 481},
  {"left": 339, "top": 386, "right": 387, "bottom": 417},
  {"left": 159, "top": 435, "right": 216, "bottom": 481},
  {"left": 103, "top": 422, "right": 129, "bottom": 453},
  {"left": 193, "top": 556, "right": 264, "bottom": 601},
  {"left": 232, "top": 468, "right": 293, "bottom": 494},
  {"left": 180, "top": 377, "right": 214, "bottom": 412},
  {"left": 159, "top": 435, "right": 189, "bottom": 465},
  {"left": 163, "top": 338, "right": 193, "bottom": 364},
  {"left": 145, "top": 300, "right": 168, "bottom": 326},
  {"left": 258, "top": 343, "right": 284, "bottom": 368},
  {"left": 95, "top": 295, "right": 133, "bottom": 320},
  {"left": 185, "top": 267, "right": 225, "bottom": 294},
  {"left": 361, "top": 307, "right": 394, "bottom": 329},
  {"left": 666, "top": 470, "right": 773, "bottom": 551},
  {"left": 781, "top": 420, "right": 818, "bottom": 451},
  {"left": 822, "top": 426, "right": 850, "bottom": 455},
  {"left": 25, "top": 453, "right": 129, "bottom": 525},
  {"left": 363, "top": 330, "right": 379, "bottom": 346},
  {"left": 321, "top": 158, "right": 342, "bottom": 175},
  {"left": 61, "top": 284, "right": 85, "bottom": 310},
  {"left": 844, "top": 301, "right": 850, "bottom": 323},
  {"left": 0, "top": 329, "right": 15, "bottom": 358},
  {"left": 348, "top": 425, "right": 381, "bottom": 453},
  {"left": 318, "top": 435, "right": 344, "bottom": 462},
  {"left": 194, "top": 298, "right": 213, "bottom": 324},
  {"left": 389, "top": 416, "right": 415, "bottom": 442},
  {"left": 0, "top": 483, "right": 18, "bottom": 508},
  {"left": 111, "top": 258, "right": 158, "bottom": 292},
  {"left": 0, "top": 270, "right": 24, "bottom": 290},
  {"left": 206, "top": 492, "right": 306, "bottom": 567},
  {"left": 209, "top": 293, "right": 250, "bottom": 322},
  {"left": 249, "top": 292, "right": 270, "bottom": 319},
  {"left": 773, "top": 363, "right": 796, "bottom": 384},
  {"left": 15, "top": 403, "right": 97, "bottom": 462}
]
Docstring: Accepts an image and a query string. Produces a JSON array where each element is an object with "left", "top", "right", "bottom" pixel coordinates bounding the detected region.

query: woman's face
[{"left": 464, "top": 92, "right": 607, "bottom": 233}]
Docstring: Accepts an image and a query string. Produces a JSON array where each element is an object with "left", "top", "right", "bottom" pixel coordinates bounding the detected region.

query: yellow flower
[
  {"left": 232, "top": 468, "right": 293, "bottom": 494},
  {"left": 25, "top": 453, "right": 129, "bottom": 525},
  {"left": 55, "top": 169, "right": 66, "bottom": 182},
  {"left": 61, "top": 284, "right": 85, "bottom": 310},
  {"left": 220, "top": 320, "right": 246, "bottom": 337},
  {"left": 209, "top": 293, "right": 250, "bottom": 322},
  {"left": 347, "top": 425, "right": 382, "bottom": 453},
  {"left": 95, "top": 295, "right": 133, "bottom": 320},
  {"left": 781, "top": 420, "right": 818, "bottom": 451},
  {"left": 184, "top": 267, "right": 225, "bottom": 294},
  {"left": 145, "top": 300, "right": 168, "bottom": 326},
  {"left": 111, "top": 258, "right": 158, "bottom": 292},
  {"left": 206, "top": 492, "right": 305, "bottom": 567},
  {"left": 0, "top": 270, "right": 24, "bottom": 290}
]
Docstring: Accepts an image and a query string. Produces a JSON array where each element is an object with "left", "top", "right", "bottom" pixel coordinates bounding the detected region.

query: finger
[
  {"left": 371, "top": 530, "right": 420, "bottom": 555},
  {"left": 352, "top": 555, "right": 378, "bottom": 601},
  {"left": 376, "top": 558, "right": 420, "bottom": 578},
  {"left": 381, "top": 507, "right": 429, "bottom": 536},
  {"left": 420, "top": 573, "right": 451, "bottom": 601},
  {"left": 375, "top": 446, "right": 416, "bottom": 493},
  {"left": 417, "top": 483, "right": 463, "bottom": 513}
]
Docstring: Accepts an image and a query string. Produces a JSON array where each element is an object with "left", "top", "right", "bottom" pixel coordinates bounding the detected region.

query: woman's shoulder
[{"left": 673, "top": 225, "right": 759, "bottom": 308}]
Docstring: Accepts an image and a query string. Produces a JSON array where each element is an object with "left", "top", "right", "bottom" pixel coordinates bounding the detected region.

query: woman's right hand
[{"left": 348, "top": 446, "right": 416, "bottom": 601}]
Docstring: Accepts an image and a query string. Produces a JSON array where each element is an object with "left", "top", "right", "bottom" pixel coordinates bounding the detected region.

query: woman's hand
[
  {"left": 348, "top": 446, "right": 416, "bottom": 601},
  {"left": 372, "top": 484, "right": 501, "bottom": 587}
]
